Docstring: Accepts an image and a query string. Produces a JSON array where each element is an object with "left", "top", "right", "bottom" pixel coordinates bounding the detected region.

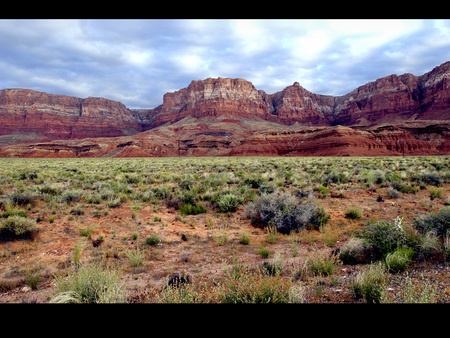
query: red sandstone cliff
[
  {"left": 0, "top": 89, "right": 144, "bottom": 143},
  {"left": 148, "top": 61, "right": 450, "bottom": 129},
  {"left": 152, "top": 77, "right": 272, "bottom": 127},
  {"left": 1, "top": 61, "right": 450, "bottom": 157}
]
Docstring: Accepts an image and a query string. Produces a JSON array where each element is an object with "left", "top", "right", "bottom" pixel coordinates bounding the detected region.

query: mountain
[{"left": 1, "top": 61, "right": 450, "bottom": 157}]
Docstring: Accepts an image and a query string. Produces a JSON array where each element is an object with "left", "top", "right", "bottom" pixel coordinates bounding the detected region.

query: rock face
[
  {"left": 0, "top": 89, "right": 144, "bottom": 142},
  {"left": 149, "top": 61, "right": 450, "bottom": 129},
  {"left": 152, "top": 77, "right": 272, "bottom": 127},
  {"left": 1, "top": 61, "right": 450, "bottom": 157}
]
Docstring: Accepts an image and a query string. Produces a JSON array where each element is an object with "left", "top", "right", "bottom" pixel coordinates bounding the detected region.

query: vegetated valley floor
[{"left": 0, "top": 156, "right": 450, "bottom": 303}]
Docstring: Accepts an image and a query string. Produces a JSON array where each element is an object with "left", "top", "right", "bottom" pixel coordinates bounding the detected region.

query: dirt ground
[{"left": 1, "top": 182, "right": 449, "bottom": 303}]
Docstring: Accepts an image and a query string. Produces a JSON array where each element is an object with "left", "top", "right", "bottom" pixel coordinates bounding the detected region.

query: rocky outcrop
[
  {"left": 1, "top": 119, "right": 446, "bottom": 158},
  {"left": 151, "top": 77, "right": 272, "bottom": 127},
  {"left": 267, "top": 82, "right": 335, "bottom": 126},
  {"left": 229, "top": 124, "right": 443, "bottom": 157}
]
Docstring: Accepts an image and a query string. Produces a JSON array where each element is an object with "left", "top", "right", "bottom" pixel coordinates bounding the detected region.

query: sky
[{"left": 0, "top": 19, "right": 449, "bottom": 109}]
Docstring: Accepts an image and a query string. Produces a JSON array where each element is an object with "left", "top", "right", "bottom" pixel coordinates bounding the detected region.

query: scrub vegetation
[{"left": 0, "top": 155, "right": 449, "bottom": 303}]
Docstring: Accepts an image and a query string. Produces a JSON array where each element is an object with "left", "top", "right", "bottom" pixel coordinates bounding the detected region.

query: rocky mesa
[{"left": 1, "top": 61, "right": 450, "bottom": 157}]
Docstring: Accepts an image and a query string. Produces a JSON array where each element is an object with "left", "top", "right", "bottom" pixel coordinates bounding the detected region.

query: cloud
[{"left": 0, "top": 19, "right": 449, "bottom": 108}]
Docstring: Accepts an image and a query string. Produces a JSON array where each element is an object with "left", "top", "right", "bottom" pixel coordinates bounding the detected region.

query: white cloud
[{"left": 0, "top": 19, "right": 449, "bottom": 108}]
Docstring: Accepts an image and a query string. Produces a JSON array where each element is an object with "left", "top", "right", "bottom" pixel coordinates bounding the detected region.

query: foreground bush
[
  {"left": 414, "top": 207, "right": 450, "bottom": 238},
  {"left": 244, "top": 191, "right": 330, "bottom": 234},
  {"left": 219, "top": 267, "right": 294, "bottom": 303},
  {"left": 339, "top": 238, "right": 374, "bottom": 265},
  {"left": 350, "top": 262, "right": 388, "bottom": 303},
  {"left": 356, "top": 217, "right": 407, "bottom": 259},
  {"left": 0, "top": 216, "right": 38, "bottom": 240},
  {"left": 51, "top": 263, "right": 126, "bottom": 303},
  {"left": 385, "top": 247, "right": 414, "bottom": 273},
  {"left": 217, "top": 193, "right": 243, "bottom": 212}
]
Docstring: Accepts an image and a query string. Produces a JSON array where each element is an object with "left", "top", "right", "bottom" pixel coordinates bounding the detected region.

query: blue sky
[{"left": 0, "top": 19, "right": 449, "bottom": 108}]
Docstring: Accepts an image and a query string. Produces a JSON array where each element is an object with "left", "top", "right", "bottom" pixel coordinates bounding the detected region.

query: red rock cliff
[
  {"left": 152, "top": 78, "right": 273, "bottom": 127},
  {"left": 0, "top": 89, "right": 143, "bottom": 141}
]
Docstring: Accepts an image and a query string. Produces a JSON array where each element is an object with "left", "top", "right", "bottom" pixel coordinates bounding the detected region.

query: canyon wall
[{"left": 1, "top": 61, "right": 450, "bottom": 157}]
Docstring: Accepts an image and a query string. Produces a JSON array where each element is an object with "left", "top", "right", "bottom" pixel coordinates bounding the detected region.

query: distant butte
[{"left": 1, "top": 61, "right": 450, "bottom": 157}]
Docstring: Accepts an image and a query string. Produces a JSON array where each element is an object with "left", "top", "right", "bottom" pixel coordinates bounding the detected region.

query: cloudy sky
[{"left": 0, "top": 19, "right": 449, "bottom": 109}]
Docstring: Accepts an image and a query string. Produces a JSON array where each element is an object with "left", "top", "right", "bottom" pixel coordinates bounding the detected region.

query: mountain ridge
[{"left": 1, "top": 61, "right": 450, "bottom": 157}]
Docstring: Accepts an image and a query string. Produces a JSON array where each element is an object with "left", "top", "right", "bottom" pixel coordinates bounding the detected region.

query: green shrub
[
  {"left": 316, "top": 185, "right": 329, "bottom": 198},
  {"left": 10, "top": 190, "right": 36, "bottom": 206},
  {"left": 244, "top": 176, "right": 265, "bottom": 189},
  {"left": 345, "top": 207, "right": 362, "bottom": 220},
  {"left": 324, "top": 171, "right": 348, "bottom": 184},
  {"left": 219, "top": 267, "right": 292, "bottom": 303},
  {"left": 238, "top": 230, "right": 250, "bottom": 245},
  {"left": 0, "top": 216, "right": 38, "bottom": 240},
  {"left": 179, "top": 203, "right": 207, "bottom": 215},
  {"left": 257, "top": 247, "right": 270, "bottom": 258},
  {"left": 126, "top": 247, "right": 144, "bottom": 267},
  {"left": 38, "top": 185, "right": 62, "bottom": 196},
  {"left": 415, "top": 171, "right": 443, "bottom": 187},
  {"left": 58, "top": 190, "right": 83, "bottom": 203},
  {"left": 218, "top": 193, "right": 243, "bottom": 212},
  {"left": 306, "top": 251, "right": 340, "bottom": 276},
  {"left": 356, "top": 217, "right": 406, "bottom": 259},
  {"left": 350, "top": 262, "right": 388, "bottom": 304},
  {"left": 428, "top": 187, "right": 443, "bottom": 200},
  {"left": 385, "top": 247, "right": 414, "bottom": 273},
  {"left": 144, "top": 234, "right": 162, "bottom": 246},
  {"left": 106, "top": 197, "right": 122, "bottom": 208},
  {"left": 258, "top": 181, "right": 276, "bottom": 195},
  {"left": 244, "top": 191, "right": 330, "bottom": 234},
  {"left": 413, "top": 207, "right": 450, "bottom": 238},
  {"left": 52, "top": 263, "right": 125, "bottom": 303}
]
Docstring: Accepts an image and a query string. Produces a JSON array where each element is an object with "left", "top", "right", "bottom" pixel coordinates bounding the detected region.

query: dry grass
[{"left": 0, "top": 156, "right": 448, "bottom": 302}]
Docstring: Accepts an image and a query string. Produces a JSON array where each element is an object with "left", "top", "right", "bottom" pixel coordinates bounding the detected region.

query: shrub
[
  {"left": 219, "top": 267, "right": 292, "bottom": 303},
  {"left": 59, "top": 190, "right": 83, "bottom": 203},
  {"left": 415, "top": 171, "right": 443, "bottom": 187},
  {"left": 345, "top": 207, "right": 362, "bottom": 220},
  {"left": 217, "top": 193, "right": 243, "bottom": 212},
  {"left": 419, "top": 172, "right": 442, "bottom": 187},
  {"left": 316, "top": 185, "right": 329, "bottom": 198},
  {"left": 38, "top": 185, "right": 62, "bottom": 196},
  {"left": 356, "top": 217, "right": 406, "bottom": 259},
  {"left": 106, "top": 197, "right": 122, "bottom": 208},
  {"left": 258, "top": 181, "right": 276, "bottom": 195},
  {"left": 413, "top": 207, "right": 450, "bottom": 238},
  {"left": 244, "top": 191, "right": 330, "bottom": 234},
  {"left": 51, "top": 263, "right": 125, "bottom": 303},
  {"left": 126, "top": 247, "right": 144, "bottom": 267},
  {"left": 350, "top": 262, "right": 388, "bottom": 304},
  {"left": 179, "top": 203, "right": 207, "bottom": 215},
  {"left": 257, "top": 247, "right": 270, "bottom": 258},
  {"left": 324, "top": 171, "right": 348, "bottom": 184},
  {"left": 386, "top": 187, "right": 401, "bottom": 199},
  {"left": 339, "top": 238, "right": 374, "bottom": 265},
  {"left": 306, "top": 251, "right": 340, "bottom": 276},
  {"left": 244, "top": 176, "right": 264, "bottom": 189},
  {"left": 262, "top": 252, "right": 283, "bottom": 276},
  {"left": 144, "top": 234, "right": 162, "bottom": 246},
  {"left": 0, "top": 216, "right": 38, "bottom": 240},
  {"left": 10, "top": 190, "right": 36, "bottom": 206},
  {"left": 428, "top": 187, "right": 443, "bottom": 200},
  {"left": 238, "top": 230, "right": 250, "bottom": 245},
  {"left": 385, "top": 247, "right": 414, "bottom": 273}
]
